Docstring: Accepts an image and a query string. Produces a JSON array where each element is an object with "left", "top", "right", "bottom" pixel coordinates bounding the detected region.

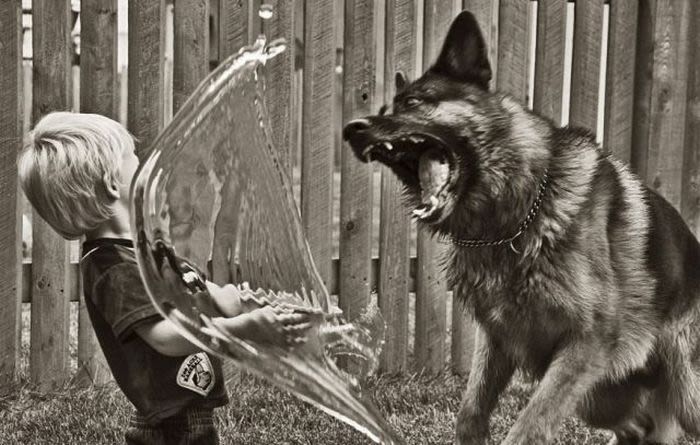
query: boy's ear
[
  {"left": 430, "top": 11, "right": 492, "bottom": 90},
  {"left": 102, "top": 172, "right": 120, "bottom": 200}
]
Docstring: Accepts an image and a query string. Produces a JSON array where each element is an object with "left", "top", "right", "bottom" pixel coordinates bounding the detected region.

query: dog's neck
[{"left": 439, "top": 119, "right": 600, "bottom": 259}]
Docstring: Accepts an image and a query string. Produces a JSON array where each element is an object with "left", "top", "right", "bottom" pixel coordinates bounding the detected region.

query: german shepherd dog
[{"left": 343, "top": 11, "right": 700, "bottom": 445}]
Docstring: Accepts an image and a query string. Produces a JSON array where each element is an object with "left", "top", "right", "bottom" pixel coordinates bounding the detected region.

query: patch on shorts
[{"left": 177, "top": 352, "right": 215, "bottom": 396}]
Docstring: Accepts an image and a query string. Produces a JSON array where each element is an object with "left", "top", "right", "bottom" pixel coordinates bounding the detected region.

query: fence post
[
  {"left": 0, "top": 0, "right": 23, "bottom": 393},
  {"left": 378, "top": 0, "right": 418, "bottom": 374},
  {"left": 452, "top": 0, "right": 500, "bottom": 377},
  {"left": 261, "top": 0, "right": 296, "bottom": 173},
  {"left": 640, "top": 0, "right": 692, "bottom": 210},
  {"left": 415, "top": 0, "right": 458, "bottom": 374},
  {"left": 173, "top": 0, "right": 209, "bottom": 114},
  {"left": 496, "top": 0, "right": 530, "bottom": 103},
  {"left": 30, "top": 0, "right": 73, "bottom": 392},
  {"left": 682, "top": 0, "right": 700, "bottom": 235},
  {"left": 219, "top": 0, "right": 250, "bottom": 59},
  {"left": 301, "top": 0, "right": 336, "bottom": 288},
  {"left": 128, "top": 0, "right": 166, "bottom": 158},
  {"left": 340, "top": 0, "right": 377, "bottom": 322},
  {"left": 569, "top": 0, "right": 604, "bottom": 133},
  {"left": 604, "top": 0, "right": 638, "bottom": 163},
  {"left": 533, "top": 0, "right": 567, "bottom": 126},
  {"left": 78, "top": 0, "right": 120, "bottom": 386}
]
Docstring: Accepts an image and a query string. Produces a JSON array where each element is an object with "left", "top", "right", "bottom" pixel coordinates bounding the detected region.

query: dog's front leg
[
  {"left": 502, "top": 340, "right": 604, "bottom": 445},
  {"left": 456, "top": 328, "right": 515, "bottom": 445}
]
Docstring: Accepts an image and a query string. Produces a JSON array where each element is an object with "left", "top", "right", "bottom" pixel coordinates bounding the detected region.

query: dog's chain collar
[{"left": 440, "top": 169, "right": 549, "bottom": 254}]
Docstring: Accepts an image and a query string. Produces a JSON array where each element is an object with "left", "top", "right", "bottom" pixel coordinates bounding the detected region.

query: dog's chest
[{"left": 451, "top": 249, "right": 577, "bottom": 373}]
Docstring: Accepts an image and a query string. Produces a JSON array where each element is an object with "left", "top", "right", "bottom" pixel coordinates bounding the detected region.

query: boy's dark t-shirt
[{"left": 80, "top": 238, "right": 228, "bottom": 423}]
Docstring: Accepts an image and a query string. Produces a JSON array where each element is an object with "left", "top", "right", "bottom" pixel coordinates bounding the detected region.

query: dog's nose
[{"left": 343, "top": 118, "right": 371, "bottom": 140}]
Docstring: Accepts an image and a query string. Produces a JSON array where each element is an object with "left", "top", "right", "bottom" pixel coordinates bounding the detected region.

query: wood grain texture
[
  {"left": 219, "top": 0, "right": 250, "bottom": 57},
  {"left": 631, "top": 0, "right": 656, "bottom": 177},
  {"left": 569, "top": 0, "right": 603, "bottom": 133},
  {"left": 642, "top": 0, "right": 692, "bottom": 209},
  {"left": 603, "top": 0, "right": 638, "bottom": 163},
  {"left": 301, "top": 0, "right": 336, "bottom": 287},
  {"left": 340, "top": 0, "right": 377, "bottom": 321},
  {"left": 379, "top": 0, "right": 417, "bottom": 374},
  {"left": 462, "top": 0, "right": 499, "bottom": 83},
  {"left": 416, "top": 0, "right": 457, "bottom": 373},
  {"left": 30, "top": 0, "right": 73, "bottom": 392},
  {"left": 0, "top": 0, "right": 23, "bottom": 392},
  {"left": 496, "top": 0, "right": 530, "bottom": 102},
  {"left": 173, "top": 0, "right": 209, "bottom": 113},
  {"left": 533, "top": 0, "right": 567, "bottom": 124},
  {"left": 262, "top": 0, "right": 296, "bottom": 173},
  {"left": 127, "top": 0, "right": 166, "bottom": 158},
  {"left": 682, "top": 0, "right": 700, "bottom": 234},
  {"left": 79, "top": 0, "right": 119, "bottom": 386}
]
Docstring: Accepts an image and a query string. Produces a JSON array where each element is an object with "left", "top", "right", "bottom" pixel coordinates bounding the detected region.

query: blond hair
[{"left": 18, "top": 112, "right": 135, "bottom": 239}]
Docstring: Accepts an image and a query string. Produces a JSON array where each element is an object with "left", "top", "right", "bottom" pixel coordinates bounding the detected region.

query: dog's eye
[{"left": 405, "top": 97, "right": 422, "bottom": 107}]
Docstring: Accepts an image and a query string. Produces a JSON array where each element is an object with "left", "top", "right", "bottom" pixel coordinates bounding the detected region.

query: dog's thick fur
[{"left": 343, "top": 11, "right": 700, "bottom": 445}]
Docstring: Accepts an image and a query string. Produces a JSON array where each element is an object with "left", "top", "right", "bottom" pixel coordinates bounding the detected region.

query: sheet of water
[{"left": 129, "top": 34, "right": 401, "bottom": 444}]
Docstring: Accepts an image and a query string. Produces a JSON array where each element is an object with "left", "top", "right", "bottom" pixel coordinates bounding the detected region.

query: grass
[{"left": 3, "top": 372, "right": 699, "bottom": 445}]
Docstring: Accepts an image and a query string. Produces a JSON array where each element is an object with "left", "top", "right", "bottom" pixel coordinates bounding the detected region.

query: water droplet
[{"left": 259, "top": 3, "right": 274, "bottom": 20}]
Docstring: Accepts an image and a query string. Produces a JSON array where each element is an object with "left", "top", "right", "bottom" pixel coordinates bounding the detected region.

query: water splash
[
  {"left": 130, "top": 37, "right": 401, "bottom": 444},
  {"left": 259, "top": 3, "right": 274, "bottom": 20}
]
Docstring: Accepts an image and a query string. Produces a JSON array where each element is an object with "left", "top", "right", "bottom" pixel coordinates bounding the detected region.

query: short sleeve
[{"left": 92, "top": 262, "right": 162, "bottom": 342}]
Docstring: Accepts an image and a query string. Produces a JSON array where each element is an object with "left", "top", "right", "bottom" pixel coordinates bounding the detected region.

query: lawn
[{"left": 3, "top": 371, "right": 699, "bottom": 445}]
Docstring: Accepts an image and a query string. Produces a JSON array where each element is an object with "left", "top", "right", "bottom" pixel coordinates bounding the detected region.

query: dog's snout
[{"left": 343, "top": 118, "right": 371, "bottom": 140}]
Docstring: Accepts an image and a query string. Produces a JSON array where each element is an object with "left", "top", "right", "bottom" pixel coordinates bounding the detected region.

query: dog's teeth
[
  {"left": 412, "top": 208, "right": 426, "bottom": 218},
  {"left": 409, "top": 136, "right": 424, "bottom": 144},
  {"left": 361, "top": 145, "right": 374, "bottom": 160},
  {"left": 383, "top": 141, "right": 393, "bottom": 151}
]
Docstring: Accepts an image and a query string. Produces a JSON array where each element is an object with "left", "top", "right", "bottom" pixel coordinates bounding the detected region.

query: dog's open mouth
[{"left": 360, "top": 133, "right": 455, "bottom": 222}]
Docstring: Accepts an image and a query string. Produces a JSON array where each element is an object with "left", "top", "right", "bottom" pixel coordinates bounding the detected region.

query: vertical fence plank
[
  {"left": 631, "top": 0, "right": 656, "bottom": 177},
  {"left": 262, "top": 0, "right": 296, "bottom": 172},
  {"left": 214, "top": 0, "right": 250, "bottom": 290},
  {"left": 641, "top": 0, "right": 691, "bottom": 209},
  {"left": 128, "top": 0, "right": 166, "bottom": 157},
  {"left": 0, "top": 0, "right": 23, "bottom": 391},
  {"left": 79, "top": 0, "right": 119, "bottom": 386},
  {"left": 173, "top": 0, "right": 209, "bottom": 114},
  {"left": 219, "top": 0, "right": 249, "bottom": 58},
  {"left": 340, "top": 0, "right": 377, "bottom": 321},
  {"left": 604, "top": 0, "right": 638, "bottom": 163},
  {"left": 301, "top": 0, "right": 336, "bottom": 286},
  {"left": 569, "top": 0, "right": 603, "bottom": 133},
  {"left": 463, "top": 0, "right": 499, "bottom": 82},
  {"left": 496, "top": 0, "right": 530, "bottom": 102},
  {"left": 30, "top": 0, "right": 72, "bottom": 391},
  {"left": 452, "top": 0, "right": 498, "bottom": 376},
  {"left": 416, "top": 0, "right": 457, "bottom": 373},
  {"left": 533, "top": 0, "right": 567, "bottom": 125},
  {"left": 682, "top": 0, "right": 700, "bottom": 235},
  {"left": 379, "top": 0, "right": 417, "bottom": 374}
]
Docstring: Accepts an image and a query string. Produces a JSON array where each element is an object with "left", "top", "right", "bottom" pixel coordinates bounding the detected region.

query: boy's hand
[{"left": 246, "top": 305, "right": 312, "bottom": 348}]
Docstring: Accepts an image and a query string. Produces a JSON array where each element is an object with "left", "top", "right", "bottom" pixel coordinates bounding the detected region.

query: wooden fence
[{"left": 1, "top": 0, "right": 699, "bottom": 392}]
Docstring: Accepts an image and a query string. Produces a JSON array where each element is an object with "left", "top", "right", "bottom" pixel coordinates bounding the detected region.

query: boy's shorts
[{"left": 124, "top": 406, "right": 219, "bottom": 445}]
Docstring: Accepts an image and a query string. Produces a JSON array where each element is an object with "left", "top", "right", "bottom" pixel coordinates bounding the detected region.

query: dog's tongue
[
  {"left": 418, "top": 148, "right": 450, "bottom": 203},
  {"left": 414, "top": 148, "right": 450, "bottom": 219}
]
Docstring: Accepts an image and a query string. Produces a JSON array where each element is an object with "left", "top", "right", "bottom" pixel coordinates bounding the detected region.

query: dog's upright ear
[
  {"left": 395, "top": 71, "right": 408, "bottom": 92},
  {"left": 431, "top": 11, "right": 492, "bottom": 90}
]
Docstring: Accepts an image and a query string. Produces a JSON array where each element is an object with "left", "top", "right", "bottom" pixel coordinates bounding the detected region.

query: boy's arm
[{"left": 135, "top": 320, "right": 201, "bottom": 357}]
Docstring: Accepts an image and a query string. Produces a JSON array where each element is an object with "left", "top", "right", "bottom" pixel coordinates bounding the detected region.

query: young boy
[{"left": 18, "top": 111, "right": 311, "bottom": 444}]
